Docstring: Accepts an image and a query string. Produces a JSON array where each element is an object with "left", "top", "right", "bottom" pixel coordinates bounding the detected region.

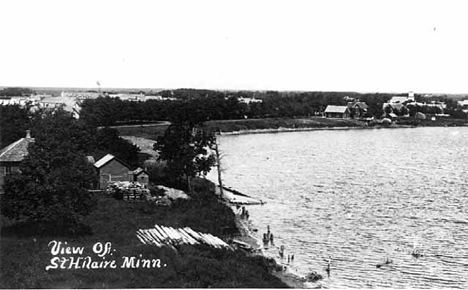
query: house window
[{"left": 5, "top": 166, "right": 12, "bottom": 175}]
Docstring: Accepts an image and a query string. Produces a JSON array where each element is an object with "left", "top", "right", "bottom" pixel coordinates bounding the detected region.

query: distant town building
[
  {"left": 61, "top": 91, "right": 100, "bottom": 99},
  {"left": 324, "top": 105, "right": 350, "bottom": 118},
  {"left": 144, "top": 95, "right": 163, "bottom": 101},
  {"left": 237, "top": 97, "right": 263, "bottom": 104},
  {"left": 37, "top": 96, "right": 82, "bottom": 118},
  {"left": 347, "top": 101, "right": 368, "bottom": 118},
  {"left": 0, "top": 131, "right": 34, "bottom": 192},
  {"left": 108, "top": 93, "right": 145, "bottom": 101},
  {"left": 457, "top": 100, "right": 468, "bottom": 113},
  {"left": 389, "top": 96, "right": 413, "bottom": 104},
  {"left": 388, "top": 92, "right": 415, "bottom": 104},
  {"left": 383, "top": 102, "right": 405, "bottom": 112}
]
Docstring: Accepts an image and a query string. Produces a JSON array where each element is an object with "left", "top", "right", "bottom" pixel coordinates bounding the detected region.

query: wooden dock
[{"left": 216, "top": 185, "right": 265, "bottom": 205}]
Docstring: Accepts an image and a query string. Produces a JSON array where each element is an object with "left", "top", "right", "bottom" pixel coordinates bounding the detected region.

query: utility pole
[{"left": 214, "top": 135, "right": 224, "bottom": 198}]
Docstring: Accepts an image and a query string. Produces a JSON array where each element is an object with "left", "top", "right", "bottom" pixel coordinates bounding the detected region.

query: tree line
[
  {"left": 0, "top": 87, "right": 35, "bottom": 98},
  {"left": 80, "top": 89, "right": 404, "bottom": 126}
]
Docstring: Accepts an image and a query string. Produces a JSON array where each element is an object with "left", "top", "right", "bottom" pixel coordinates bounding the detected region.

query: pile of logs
[{"left": 136, "top": 225, "right": 233, "bottom": 251}]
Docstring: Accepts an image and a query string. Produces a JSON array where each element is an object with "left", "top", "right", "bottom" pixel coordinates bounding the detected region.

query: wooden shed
[
  {"left": 129, "top": 167, "right": 149, "bottom": 187},
  {"left": 324, "top": 105, "right": 350, "bottom": 118},
  {"left": 94, "top": 154, "right": 131, "bottom": 189}
]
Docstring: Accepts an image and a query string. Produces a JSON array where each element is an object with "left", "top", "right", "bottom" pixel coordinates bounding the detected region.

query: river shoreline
[
  {"left": 116, "top": 116, "right": 468, "bottom": 140},
  {"left": 233, "top": 211, "right": 309, "bottom": 288},
  {"left": 218, "top": 124, "right": 416, "bottom": 136}
]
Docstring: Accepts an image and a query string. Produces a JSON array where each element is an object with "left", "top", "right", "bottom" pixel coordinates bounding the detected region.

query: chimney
[{"left": 26, "top": 130, "right": 31, "bottom": 138}]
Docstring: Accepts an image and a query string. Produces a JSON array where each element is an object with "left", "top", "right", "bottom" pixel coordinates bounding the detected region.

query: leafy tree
[
  {"left": 0, "top": 105, "right": 31, "bottom": 148},
  {"left": 79, "top": 97, "right": 121, "bottom": 126},
  {"left": 399, "top": 106, "right": 409, "bottom": 116},
  {"left": 1, "top": 110, "right": 98, "bottom": 235},
  {"left": 154, "top": 102, "right": 216, "bottom": 192},
  {"left": 95, "top": 127, "right": 140, "bottom": 167},
  {"left": 450, "top": 108, "right": 467, "bottom": 119}
]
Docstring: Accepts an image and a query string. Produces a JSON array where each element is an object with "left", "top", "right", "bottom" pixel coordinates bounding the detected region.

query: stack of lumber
[{"left": 136, "top": 225, "right": 233, "bottom": 251}]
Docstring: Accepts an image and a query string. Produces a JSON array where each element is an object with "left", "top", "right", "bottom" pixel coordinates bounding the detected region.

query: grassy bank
[
  {"left": 116, "top": 117, "right": 368, "bottom": 139},
  {"left": 115, "top": 116, "right": 468, "bottom": 140},
  {"left": 0, "top": 179, "right": 288, "bottom": 288}
]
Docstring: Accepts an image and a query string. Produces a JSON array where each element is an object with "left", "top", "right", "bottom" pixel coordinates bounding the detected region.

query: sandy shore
[
  {"left": 219, "top": 124, "right": 418, "bottom": 136},
  {"left": 233, "top": 213, "right": 309, "bottom": 288}
]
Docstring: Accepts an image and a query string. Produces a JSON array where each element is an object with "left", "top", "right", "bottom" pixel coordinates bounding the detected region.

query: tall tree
[
  {"left": 0, "top": 105, "right": 31, "bottom": 148},
  {"left": 95, "top": 127, "right": 140, "bottom": 167},
  {"left": 154, "top": 101, "right": 216, "bottom": 192}
]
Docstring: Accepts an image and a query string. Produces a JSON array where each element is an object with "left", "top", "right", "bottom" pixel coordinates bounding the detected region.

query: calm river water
[{"left": 207, "top": 127, "right": 468, "bottom": 288}]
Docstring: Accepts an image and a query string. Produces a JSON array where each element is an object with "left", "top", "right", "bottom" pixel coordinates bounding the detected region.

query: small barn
[
  {"left": 129, "top": 167, "right": 149, "bottom": 187},
  {"left": 324, "top": 105, "right": 350, "bottom": 118},
  {"left": 94, "top": 154, "right": 131, "bottom": 189}
]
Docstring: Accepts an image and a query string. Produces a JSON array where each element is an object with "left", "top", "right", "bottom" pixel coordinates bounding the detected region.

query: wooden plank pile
[{"left": 136, "top": 225, "right": 234, "bottom": 251}]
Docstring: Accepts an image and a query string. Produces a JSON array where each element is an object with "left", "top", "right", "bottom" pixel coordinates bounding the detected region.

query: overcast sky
[{"left": 1, "top": 0, "right": 467, "bottom": 94}]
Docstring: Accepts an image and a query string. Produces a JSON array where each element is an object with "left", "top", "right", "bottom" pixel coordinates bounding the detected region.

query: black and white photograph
[{"left": 1, "top": 0, "right": 467, "bottom": 288}]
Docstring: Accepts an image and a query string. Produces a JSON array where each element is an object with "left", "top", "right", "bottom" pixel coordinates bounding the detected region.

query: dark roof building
[
  {"left": 347, "top": 101, "right": 369, "bottom": 118},
  {"left": 0, "top": 131, "right": 35, "bottom": 192},
  {"left": 324, "top": 105, "right": 350, "bottom": 118},
  {"left": 0, "top": 131, "right": 34, "bottom": 163}
]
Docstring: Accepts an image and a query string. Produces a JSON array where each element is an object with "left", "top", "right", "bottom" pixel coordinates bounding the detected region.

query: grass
[
  {"left": 116, "top": 124, "right": 168, "bottom": 140},
  {"left": 0, "top": 179, "right": 288, "bottom": 288}
]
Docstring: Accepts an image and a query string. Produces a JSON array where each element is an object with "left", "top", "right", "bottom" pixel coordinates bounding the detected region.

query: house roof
[
  {"left": 40, "top": 96, "right": 80, "bottom": 114},
  {"left": 383, "top": 103, "right": 405, "bottom": 111},
  {"left": 94, "top": 154, "right": 116, "bottom": 168},
  {"left": 458, "top": 100, "right": 468, "bottom": 106},
  {"left": 324, "top": 105, "right": 349, "bottom": 114},
  {"left": 85, "top": 155, "right": 95, "bottom": 164},
  {"left": 94, "top": 153, "right": 131, "bottom": 169},
  {"left": 131, "top": 167, "right": 147, "bottom": 176},
  {"left": 390, "top": 96, "right": 410, "bottom": 103},
  {"left": 347, "top": 101, "right": 368, "bottom": 110},
  {"left": 0, "top": 133, "right": 35, "bottom": 163}
]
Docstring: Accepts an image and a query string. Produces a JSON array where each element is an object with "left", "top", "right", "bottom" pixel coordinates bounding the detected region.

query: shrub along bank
[{"left": 0, "top": 179, "right": 288, "bottom": 288}]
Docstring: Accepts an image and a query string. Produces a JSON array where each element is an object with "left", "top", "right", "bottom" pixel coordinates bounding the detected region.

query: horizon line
[{"left": 1, "top": 85, "right": 467, "bottom": 96}]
